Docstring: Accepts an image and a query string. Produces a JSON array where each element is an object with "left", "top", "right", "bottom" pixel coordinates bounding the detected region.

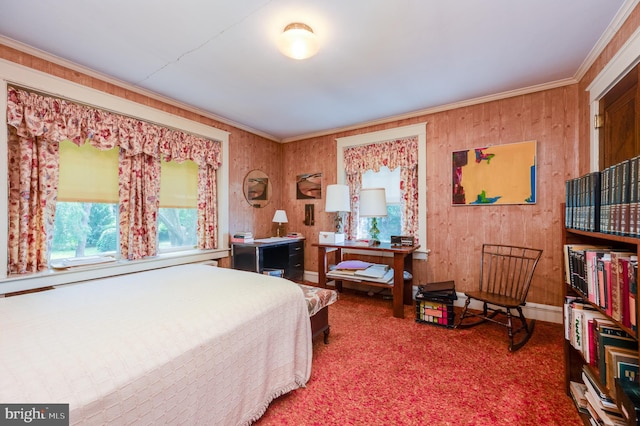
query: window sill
[{"left": 0, "top": 248, "right": 230, "bottom": 295}]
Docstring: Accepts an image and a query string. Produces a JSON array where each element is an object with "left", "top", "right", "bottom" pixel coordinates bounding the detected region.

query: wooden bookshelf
[{"left": 562, "top": 204, "right": 640, "bottom": 425}]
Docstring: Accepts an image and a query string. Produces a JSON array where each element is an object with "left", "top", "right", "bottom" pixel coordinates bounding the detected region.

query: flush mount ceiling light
[{"left": 278, "top": 22, "right": 319, "bottom": 60}]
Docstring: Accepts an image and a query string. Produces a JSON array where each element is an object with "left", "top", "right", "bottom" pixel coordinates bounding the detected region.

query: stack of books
[
  {"left": 231, "top": 232, "right": 254, "bottom": 243},
  {"left": 580, "top": 366, "right": 627, "bottom": 425},
  {"left": 327, "top": 263, "right": 394, "bottom": 284}
]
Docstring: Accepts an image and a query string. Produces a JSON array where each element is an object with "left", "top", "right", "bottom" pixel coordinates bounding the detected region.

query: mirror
[{"left": 243, "top": 170, "right": 272, "bottom": 208}]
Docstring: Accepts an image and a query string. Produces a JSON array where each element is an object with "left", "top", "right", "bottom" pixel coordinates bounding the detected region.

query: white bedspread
[{"left": 0, "top": 264, "right": 312, "bottom": 425}]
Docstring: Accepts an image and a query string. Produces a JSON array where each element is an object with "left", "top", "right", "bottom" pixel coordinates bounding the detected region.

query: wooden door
[{"left": 599, "top": 63, "right": 640, "bottom": 168}]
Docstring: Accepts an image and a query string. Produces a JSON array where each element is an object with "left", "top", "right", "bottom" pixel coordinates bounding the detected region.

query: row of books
[
  {"left": 230, "top": 231, "right": 254, "bottom": 243},
  {"left": 565, "top": 155, "right": 640, "bottom": 236},
  {"left": 565, "top": 300, "right": 639, "bottom": 425},
  {"left": 564, "top": 297, "right": 638, "bottom": 391},
  {"left": 564, "top": 244, "right": 638, "bottom": 332}
]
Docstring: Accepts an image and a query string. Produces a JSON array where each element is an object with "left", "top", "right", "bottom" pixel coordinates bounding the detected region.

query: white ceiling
[{"left": 0, "top": 0, "right": 632, "bottom": 141}]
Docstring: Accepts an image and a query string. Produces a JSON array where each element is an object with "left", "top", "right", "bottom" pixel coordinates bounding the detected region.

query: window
[
  {"left": 157, "top": 159, "right": 198, "bottom": 252},
  {"left": 50, "top": 141, "right": 119, "bottom": 261},
  {"left": 336, "top": 123, "right": 427, "bottom": 252},
  {"left": 357, "top": 167, "right": 402, "bottom": 242},
  {"left": 3, "top": 72, "right": 229, "bottom": 286},
  {"left": 50, "top": 143, "right": 202, "bottom": 261}
]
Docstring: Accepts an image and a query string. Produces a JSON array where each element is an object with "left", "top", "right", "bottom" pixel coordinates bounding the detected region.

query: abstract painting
[{"left": 452, "top": 140, "right": 536, "bottom": 205}]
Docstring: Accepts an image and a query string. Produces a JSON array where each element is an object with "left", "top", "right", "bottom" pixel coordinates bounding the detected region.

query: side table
[{"left": 313, "top": 241, "right": 419, "bottom": 318}]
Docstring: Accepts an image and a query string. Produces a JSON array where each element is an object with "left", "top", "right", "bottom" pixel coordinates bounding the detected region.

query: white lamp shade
[
  {"left": 277, "top": 23, "right": 319, "bottom": 60},
  {"left": 359, "top": 188, "right": 387, "bottom": 217},
  {"left": 325, "top": 184, "right": 350, "bottom": 212},
  {"left": 272, "top": 210, "right": 288, "bottom": 223}
]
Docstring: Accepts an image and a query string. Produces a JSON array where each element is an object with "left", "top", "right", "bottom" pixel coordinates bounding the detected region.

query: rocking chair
[{"left": 456, "top": 244, "right": 543, "bottom": 352}]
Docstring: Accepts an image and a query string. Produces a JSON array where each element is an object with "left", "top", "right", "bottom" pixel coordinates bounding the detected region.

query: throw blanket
[{"left": 0, "top": 264, "right": 312, "bottom": 425}]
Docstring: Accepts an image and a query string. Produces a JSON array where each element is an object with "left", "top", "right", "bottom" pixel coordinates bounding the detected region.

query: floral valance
[
  {"left": 343, "top": 136, "right": 419, "bottom": 175},
  {"left": 6, "top": 87, "right": 221, "bottom": 169}
]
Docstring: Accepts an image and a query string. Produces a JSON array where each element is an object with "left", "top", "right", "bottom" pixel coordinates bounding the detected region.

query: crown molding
[
  {"left": 574, "top": 0, "right": 640, "bottom": 82},
  {"left": 281, "top": 77, "right": 577, "bottom": 143},
  {"left": 0, "top": 36, "right": 280, "bottom": 143}
]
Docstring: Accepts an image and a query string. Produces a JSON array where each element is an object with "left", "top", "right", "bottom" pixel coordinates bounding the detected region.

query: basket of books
[{"left": 415, "top": 281, "right": 457, "bottom": 328}]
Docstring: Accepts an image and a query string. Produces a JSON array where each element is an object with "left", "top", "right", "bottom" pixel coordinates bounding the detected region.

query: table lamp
[
  {"left": 325, "top": 184, "right": 350, "bottom": 242},
  {"left": 272, "top": 210, "right": 288, "bottom": 237},
  {"left": 359, "top": 188, "right": 387, "bottom": 245}
]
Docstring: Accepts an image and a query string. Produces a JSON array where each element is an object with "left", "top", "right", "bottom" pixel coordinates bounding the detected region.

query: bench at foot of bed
[{"left": 299, "top": 284, "right": 338, "bottom": 344}]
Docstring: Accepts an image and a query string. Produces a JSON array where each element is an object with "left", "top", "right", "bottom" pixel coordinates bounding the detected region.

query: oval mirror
[{"left": 243, "top": 170, "right": 272, "bottom": 208}]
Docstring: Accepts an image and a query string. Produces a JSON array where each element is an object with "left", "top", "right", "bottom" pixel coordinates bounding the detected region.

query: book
[
  {"left": 231, "top": 237, "right": 254, "bottom": 243},
  {"left": 598, "top": 329, "right": 637, "bottom": 385},
  {"left": 630, "top": 156, "right": 639, "bottom": 237},
  {"left": 619, "top": 256, "right": 638, "bottom": 329},
  {"left": 583, "top": 309, "right": 608, "bottom": 364},
  {"left": 586, "top": 249, "right": 611, "bottom": 305},
  {"left": 584, "top": 367, "right": 616, "bottom": 409},
  {"left": 610, "top": 251, "right": 635, "bottom": 322},
  {"left": 231, "top": 231, "right": 254, "bottom": 243},
  {"left": 620, "top": 159, "right": 631, "bottom": 235},
  {"left": 598, "top": 253, "right": 613, "bottom": 314},
  {"left": 584, "top": 389, "right": 626, "bottom": 426},
  {"left": 630, "top": 259, "right": 638, "bottom": 333},
  {"left": 569, "top": 381, "right": 589, "bottom": 414},
  {"left": 604, "top": 346, "right": 638, "bottom": 397},
  {"left": 354, "top": 264, "right": 389, "bottom": 279}
]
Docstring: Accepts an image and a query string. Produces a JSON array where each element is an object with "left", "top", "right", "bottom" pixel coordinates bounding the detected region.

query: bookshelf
[{"left": 562, "top": 206, "right": 640, "bottom": 424}]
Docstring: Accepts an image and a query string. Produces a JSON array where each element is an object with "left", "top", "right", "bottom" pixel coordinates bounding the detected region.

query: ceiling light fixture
[{"left": 278, "top": 22, "right": 319, "bottom": 60}]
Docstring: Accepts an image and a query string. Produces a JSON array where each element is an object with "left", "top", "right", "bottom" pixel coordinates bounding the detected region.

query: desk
[
  {"left": 313, "top": 241, "right": 420, "bottom": 318},
  {"left": 231, "top": 238, "right": 304, "bottom": 282}
]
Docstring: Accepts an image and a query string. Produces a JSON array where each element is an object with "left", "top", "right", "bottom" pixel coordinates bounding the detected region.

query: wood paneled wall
[
  {"left": 2, "top": 2, "right": 639, "bottom": 306},
  {"left": 284, "top": 87, "right": 579, "bottom": 306}
]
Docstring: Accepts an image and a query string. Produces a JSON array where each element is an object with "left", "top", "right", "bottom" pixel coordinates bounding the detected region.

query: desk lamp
[
  {"left": 359, "top": 188, "right": 387, "bottom": 245},
  {"left": 325, "top": 184, "right": 350, "bottom": 242},
  {"left": 272, "top": 210, "right": 288, "bottom": 237}
]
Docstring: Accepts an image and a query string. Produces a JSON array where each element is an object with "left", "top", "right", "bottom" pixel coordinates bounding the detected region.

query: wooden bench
[{"left": 299, "top": 284, "right": 338, "bottom": 343}]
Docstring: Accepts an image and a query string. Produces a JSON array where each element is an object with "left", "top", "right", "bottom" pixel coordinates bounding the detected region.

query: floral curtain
[
  {"left": 6, "top": 127, "right": 58, "bottom": 274},
  {"left": 343, "top": 136, "right": 419, "bottom": 243},
  {"left": 6, "top": 86, "right": 222, "bottom": 272}
]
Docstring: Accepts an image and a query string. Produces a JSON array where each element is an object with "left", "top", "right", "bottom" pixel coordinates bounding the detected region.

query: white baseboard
[
  {"left": 303, "top": 271, "right": 563, "bottom": 324},
  {"left": 452, "top": 293, "right": 563, "bottom": 324}
]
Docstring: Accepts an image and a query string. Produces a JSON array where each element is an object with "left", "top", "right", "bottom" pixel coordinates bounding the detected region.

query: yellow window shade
[
  {"left": 57, "top": 140, "right": 119, "bottom": 203},
  {"left": 160, "top": 159, "right": 198, "bottom": 208}
]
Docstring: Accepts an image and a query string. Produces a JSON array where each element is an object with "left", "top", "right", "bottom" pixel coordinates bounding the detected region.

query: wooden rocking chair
[{"left": 456, "top": 244, "right": 543, "bottom": 352}]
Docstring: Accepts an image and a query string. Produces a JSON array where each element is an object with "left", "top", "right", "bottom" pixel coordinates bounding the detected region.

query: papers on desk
[
  {"left": 254, "top": 237, "right": 294, "bottom": 243},
  {"left": 327, "top": 264, "right": 394, "bottom": 284}
]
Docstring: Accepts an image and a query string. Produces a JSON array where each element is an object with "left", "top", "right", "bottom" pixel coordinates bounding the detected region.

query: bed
[{"left": 0, "top": 264, "right": 312, "bottom": 425}]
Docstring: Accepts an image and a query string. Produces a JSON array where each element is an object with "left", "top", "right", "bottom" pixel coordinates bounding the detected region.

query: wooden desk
[
  {"left": 231, "top": 238, "right": 304, "bottom": 282},
  {"left": 313, "top": 241, "right": 420, "bottom": 318}
]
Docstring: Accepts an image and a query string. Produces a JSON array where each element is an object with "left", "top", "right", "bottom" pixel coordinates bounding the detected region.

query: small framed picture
[{"left": 296, "top": 172, "right": 322, "bottom": 199}]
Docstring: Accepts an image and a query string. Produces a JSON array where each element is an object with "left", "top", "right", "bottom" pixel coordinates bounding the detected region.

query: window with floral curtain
[
  {"left": 6, "top": 86, "right": 222, "bottom": 274},
  {"left": 342, "top": 136, "right": 419, "bottom": 244}
]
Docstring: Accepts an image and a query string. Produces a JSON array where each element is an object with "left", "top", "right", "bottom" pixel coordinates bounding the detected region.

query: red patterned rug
[{"left": 255, "top": 289, "right": 583, "bottom": 426}]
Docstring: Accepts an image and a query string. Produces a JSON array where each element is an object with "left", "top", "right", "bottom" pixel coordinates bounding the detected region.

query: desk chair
[{"left": 456, "top": 244, "right": 543, "bottom": 352}]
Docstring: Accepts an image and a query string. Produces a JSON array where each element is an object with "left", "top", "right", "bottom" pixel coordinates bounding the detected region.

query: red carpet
[{"left": 256, "top": 290, "right": 583, "bottom": 426}]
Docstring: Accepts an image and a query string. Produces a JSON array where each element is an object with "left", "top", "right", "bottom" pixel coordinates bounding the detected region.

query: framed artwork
[
  {"left": 296, "top": 172, "right": 322, "bottom": 199},
  {"left": 452, "top": 140, "right": 537, "bottom": 205}
]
